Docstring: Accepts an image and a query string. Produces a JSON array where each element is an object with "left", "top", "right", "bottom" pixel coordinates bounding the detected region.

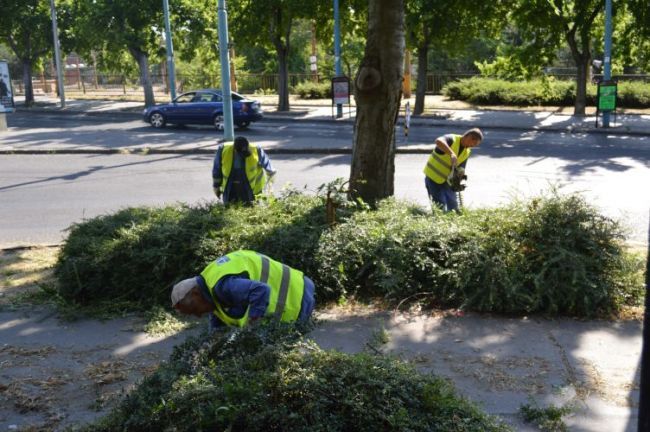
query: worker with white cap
[{"left": 171, "top": 250, "right": 315, "bottom": 328}]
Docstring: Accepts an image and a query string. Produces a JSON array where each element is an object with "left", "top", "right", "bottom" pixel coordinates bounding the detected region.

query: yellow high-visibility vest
[
  {"left": 220, "top": 143, "right": 267, "bottom": 195},
  {"left": 423, "top": 134, "right": 471, "bottom": 184},
  {"left": 200, "top": 250, "right": 305, "bottom": 327}
]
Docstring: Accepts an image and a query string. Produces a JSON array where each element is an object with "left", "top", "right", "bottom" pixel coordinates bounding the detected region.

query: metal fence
[
  {"left": 11, "top": 71, "right": 328, "bottom": 98},
  {"left": 12, "top": 71, "right": 650, "bottom": 98}
]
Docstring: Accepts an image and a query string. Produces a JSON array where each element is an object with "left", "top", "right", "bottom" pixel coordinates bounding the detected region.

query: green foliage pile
[
  {"left": 54, "top": 191, "right": 645, "bottom": 317},
  {"left": 54, "top": 194, "right": 330, "bottom": 310},
  {"left": 443, "top": 77, "right": 650, "bottom": 108},
  {"left": 315, "top": 196, "right": 644, "bottom": 316},
  {"left": 84, "top": 323, "right": 509, "bottom": 432},
  {"left": 519, "top": 401, "right": 572, "bottom": 432},
  {"left": 293, "top": 81, "right": 331, "bottom": 99}
]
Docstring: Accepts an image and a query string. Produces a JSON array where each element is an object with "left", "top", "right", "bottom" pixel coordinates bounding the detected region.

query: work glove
[
  {"left": 213, "top": 187, "right": 221, "bottom": 199},
  {"left": 267, "top": 169, "right": 277, "bottom": 178}
]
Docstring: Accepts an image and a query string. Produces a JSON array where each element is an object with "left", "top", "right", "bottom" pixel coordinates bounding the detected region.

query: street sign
[
  {"left": 331, "top": 76, "right": 350, "bottom": 105},
  {"left": 597, "top": 81, "right": 617, "bottom": 112},
  {"left": 0, "top": 60, "right": 15, "bottom": 113}
]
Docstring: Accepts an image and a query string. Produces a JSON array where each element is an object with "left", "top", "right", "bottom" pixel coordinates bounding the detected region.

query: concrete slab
[{"left": 310, "top": 308, "right": 642, "bottom": 431}]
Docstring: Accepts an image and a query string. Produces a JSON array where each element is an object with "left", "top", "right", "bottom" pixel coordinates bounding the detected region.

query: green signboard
[{"left": 597, "top": 82, "right": 617, "bottom": 111}]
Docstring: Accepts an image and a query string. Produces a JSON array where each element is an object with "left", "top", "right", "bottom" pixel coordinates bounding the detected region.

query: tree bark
[
  {"left": 129, "top": 47, "right": 155, "bottom": 107},
  {"left": 414, "top": 41, "right": 429, "bottom": 116},
  {"left": 275, "top": 44, "right": 290, "bottom": 111},
  {"left": 574, "top": 56, "right": 590, "bottom": 115},
  {"left": 22, "top": 60, "right": 34, "bottom": 107},
  {"left": 349, "top": 0, "right": 405, "bottom": 203}
]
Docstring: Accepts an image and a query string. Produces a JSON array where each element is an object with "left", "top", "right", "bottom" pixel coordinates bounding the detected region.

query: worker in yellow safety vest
[
  {"left": 212, "top": 136, "right": 276, "bottom": 205},
  {"left": 171, "top": 250, "right": 315, "bottom": 328},
  {"left": 423, "top": 128, "right": 483, "bottom": 212}
]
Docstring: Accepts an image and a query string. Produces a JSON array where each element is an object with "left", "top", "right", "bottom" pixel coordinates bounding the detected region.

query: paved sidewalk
[
  {"left": 11, "top": 95, "right": 650, "bottom": 137},
  {"left": 311, "top": 306, "right": 643, "bottom": 432},
  {"left": 0, "top": 304, "right": 643, "bottom": 432}
]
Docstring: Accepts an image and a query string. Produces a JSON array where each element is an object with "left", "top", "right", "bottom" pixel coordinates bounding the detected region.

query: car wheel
[
  {"left": 150, "top": 112, "right": 166, "bottom": 128},
  {"left": 236, "top": 121, "right": 250, "bottom": 129},
  {"left": 213, "top": 114, "right": 224, "bottom": 131}
]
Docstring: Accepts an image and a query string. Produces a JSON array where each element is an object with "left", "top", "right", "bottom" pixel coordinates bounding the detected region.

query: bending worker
[
  {"left": 423, "top": 128, "right": 483, "bottom": 212},
  {"left": 212, "top": 136, "right": 276, "bottom": 205},
  {"left": 171, "top": 250, "right": 316, "bottom": 328}
]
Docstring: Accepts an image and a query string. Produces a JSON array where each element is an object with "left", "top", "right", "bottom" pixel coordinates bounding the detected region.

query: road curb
[
  {"left": 12, "top": 107, "right": 650, "bottom": 136},
  {"left": 0, "top": 147, "right": 441, "bottom": 155}
]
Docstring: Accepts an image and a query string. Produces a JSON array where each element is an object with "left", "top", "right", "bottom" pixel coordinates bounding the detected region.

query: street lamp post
[
  {"left": 217, "top": 0, "right": 234, "bottom": 141},
  {"left": 48, "top": 0, "right": 65, "bottom": 108},
  {"left": 334, "top": 0, "right": 342, "bottom": 119},
  {"left": 603, "top": 0, "right": 613, "bottom": 127},
  {"left": 162, "top": 0, "right": 177, "bottom": 101}
]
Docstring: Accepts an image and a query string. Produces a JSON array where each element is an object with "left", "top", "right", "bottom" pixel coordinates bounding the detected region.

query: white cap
[{"left": 171, "top": 278, "right": 198, "bottom": 306}]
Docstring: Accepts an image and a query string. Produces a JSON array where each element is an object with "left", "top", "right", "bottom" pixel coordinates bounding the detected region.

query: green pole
[
  {"left": 218, "top": 0, "right": 234, "bottom": 140},
  {"left": 162, "top": 0, "right": 177, "bottom": 101},
  {"left": 49, "top": 0, "right": 65, "bottom": 108}
]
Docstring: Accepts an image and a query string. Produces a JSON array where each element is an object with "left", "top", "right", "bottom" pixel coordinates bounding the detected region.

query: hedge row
[
  {"left": 84, "top": 324, "right": 509, "bottom": 431},
  {"left": 443, "top": 77, "right": 650, "bottom": 108},
  {"left": 54, "top": 191, "right": 645, "bottom": 317},
  {"left": 293, "top": 81, "right": 332, "bottom": 99}
]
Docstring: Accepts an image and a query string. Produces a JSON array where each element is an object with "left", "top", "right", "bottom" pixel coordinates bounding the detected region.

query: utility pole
[
  {"left": 162, "top": 0, "right": 177, "bottom": 100},
  {"left": 638, "top": 218, "right": 650, "bottom": 431},
  {"left": 311, "top": 21, "right": 318, "bottom": 83},
  {"left": 603, "top": 0, "right": 613, "bottom": 127},
  {"left": 217, "top": 0, "right": 234, "bottom": 140},
  {"left": 48, "top": 0, "right": 65, "bottom": 108},
  {"left": 334, "top": 0, "right": 342, "bottom": 118},
  {"left": 403, "top": 50, "right": 411, "bottom": 99}
]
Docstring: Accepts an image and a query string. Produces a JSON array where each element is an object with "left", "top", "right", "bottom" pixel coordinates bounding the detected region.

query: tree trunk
[
  {"left": 574, "top": 56, "right": 589, "bottom": 115},
  {"left": 349, "top": 0, "right": 405, "bottom": 203},
  {"left": 129, "top": 47, "right": 155, "bottom": 107},
  {"left": 414, "top": 42, "right": 429, "bottom": 115},
  {"left": 22, "top": 60, "right": 34, "bottom": 107},
  {"left": 276, "top": 45, "right": 290, "bottom": 111}
]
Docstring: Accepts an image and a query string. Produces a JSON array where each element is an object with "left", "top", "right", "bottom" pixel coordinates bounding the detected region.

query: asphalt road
[
  {"left": 0, "top": 151, "right": 648, "bottom": 247},
  {"left": 1, "top": 112, "right": 649, "bottom": 246}
]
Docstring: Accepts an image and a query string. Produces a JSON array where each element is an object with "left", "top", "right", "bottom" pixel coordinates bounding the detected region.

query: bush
[
  {"left": 84, "top": 324, "right": 509, "bottom": 432},
  {"left": 54, "top": 194, "right": 330, "bottom": 309},
  {"left": 443, "top": 77, "right": 650, "bottom": 108},
  {"left": 315, "top": 195, "right": 645, "bottom": 316},
  {"left": 55, "top": 191, "right": 645, "bottom": 317},
  {"left": 293, "top": 81, "right": 331, "bottom": 99}
]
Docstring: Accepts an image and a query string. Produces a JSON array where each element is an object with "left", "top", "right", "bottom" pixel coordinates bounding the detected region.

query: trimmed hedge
[
  {"left": 293, "top": 81, "right": 331, "bottom": 99},
  {"left": 54, "top": 191, "right": 645, "bottom": 317},
  {"left": 83, "top": 324, "right": 509, "bottom": 432},
  {"left": 443, "top": 77, "right": 650, "bottom": 108}
]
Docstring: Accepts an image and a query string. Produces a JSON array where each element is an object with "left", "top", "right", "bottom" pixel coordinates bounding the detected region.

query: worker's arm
[
  {"left": 212, "top": 146, "right": 224, "bottom": 195},
  {"left": 435, "top": 135, "right": 458, "bottom": 167},
  {"left": 216, "top": 276, "right": 270, "bottom": 322},
  {"left": 257, "top": 147, "right": 276, "bottom": 176}
]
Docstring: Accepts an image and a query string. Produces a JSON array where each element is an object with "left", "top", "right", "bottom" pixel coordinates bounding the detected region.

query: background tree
[
  {"left": 509, "top": 0, "right": 603, "bottom": 115},
  {"left": 230, "top": 0, "right": 331, "bottom": 111},
  {"left": 68, "top": 0, "right": 210, "bottom": 107},
  {"left": 349, "top": 0, "right": 404, "bottom": 203},
  {"left": 406, "top": 0, "right": 506, "bottom": 115},
  {"left": 0, "top": 0, "right": 52, "bottom": 107}
]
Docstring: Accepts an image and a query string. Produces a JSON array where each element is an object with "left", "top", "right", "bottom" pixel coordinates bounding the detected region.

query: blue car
[{"left": 143, "top": 89, "right": 263, "bottom": 130}]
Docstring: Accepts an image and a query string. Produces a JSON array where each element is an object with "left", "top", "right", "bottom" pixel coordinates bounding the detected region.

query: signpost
[
  {"left": 595, "top": 80, "right": 617, "bottom": 127},
  {"left": 331, "top": 76, "right": 350, "bottom": 118},
  {"left": 0, "top": 60, "right": 15, "bottom": 131}
]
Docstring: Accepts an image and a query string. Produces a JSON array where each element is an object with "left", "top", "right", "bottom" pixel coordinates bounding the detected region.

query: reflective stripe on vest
[
  {"left": 423, "top": 135, "right": 471, "bottom": 184},
  {"left": 200, "top": 250, "right": 304, "bottom": 327},
  {"left": 220, "top": 143, "right": 267, "bottom": 195}
]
